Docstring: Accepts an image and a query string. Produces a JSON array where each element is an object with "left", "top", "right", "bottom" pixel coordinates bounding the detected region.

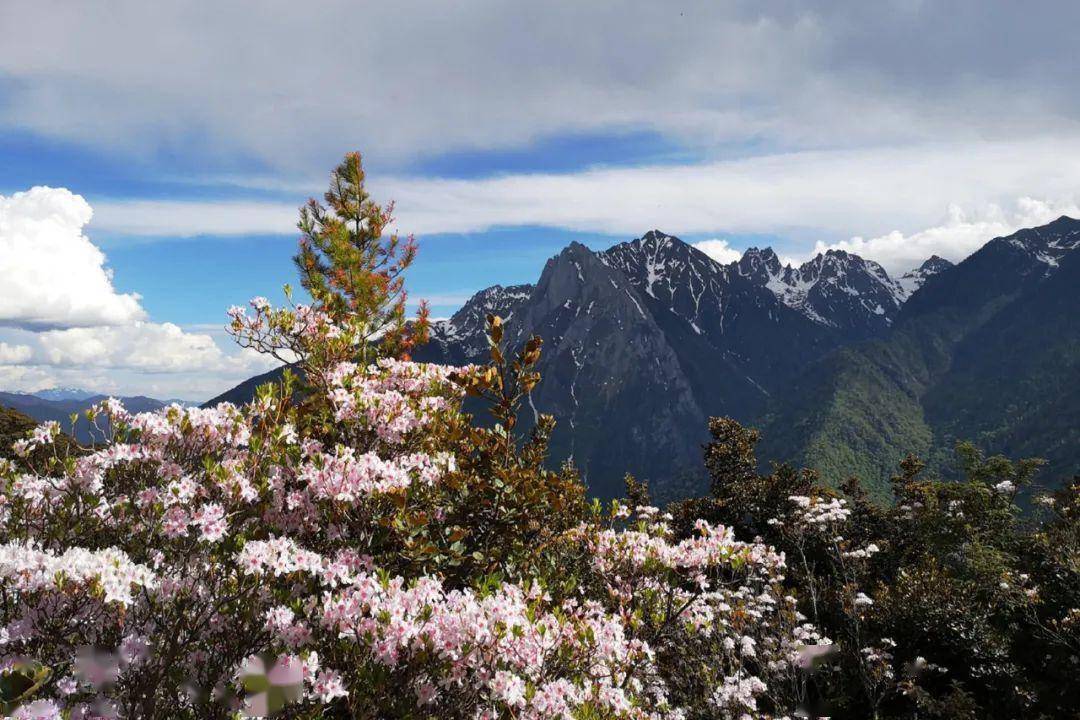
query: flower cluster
[
  {"left": 0, "top": 296, "right": 814, "bottom": 719},
  {"left": 589, "top": 514, "right": 785, "bottom": 578},
  {"left": 788, "top": 495, "right": 852, "bottom": 527},
  {"left": 0, "top": 542, "right": 154, "bottom": 607},
  {"left": 320, "top": 575, "right": 656, "bottom": 718},
  {"left": 326, "top": 357, "right": 460, "bottom": 442}
]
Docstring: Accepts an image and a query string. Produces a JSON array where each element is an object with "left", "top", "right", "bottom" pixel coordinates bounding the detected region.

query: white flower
[{"left": 993, "top": 480, "right": 1016, "bottom": 494}]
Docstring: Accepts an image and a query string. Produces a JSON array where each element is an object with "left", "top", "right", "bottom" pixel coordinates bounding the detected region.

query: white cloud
[
  {"left": 0, "top": 364, "right": 56, "bottom": 394},
  {"left": 692, "top": 239, "right": 742, "bottom": 264},
  {"left": 0, "top": 187, "right": 145, "bottom": 329},
  {"left": 0, "top": 187, "right": 281, "bottom": 400},
  {"left": 91, "top": 198, "right": 299, "bottom": 237},
  {"left": 0, "top": 322, "right": 279, "bottom": 400},
  {"left": 382, "top": 139, "right": 1080, "bottom": 240},
  {"left": 2, "top": 2, "right": 1079, "bottom": 171},
  {"left": 87, "top": 138, "right": 1080, "bottom": 245},
  {"left": 0, "top": 342, "right": 32, "bottom": 364},
  {"left": 810, "top": 197, "right": 1080, "bottom": 274},
  {"left": 34, "top": 322, "right": 268, "bottom": 373},
  {"left": 408, "top": 293, "right": 476, "bottom": 310}
]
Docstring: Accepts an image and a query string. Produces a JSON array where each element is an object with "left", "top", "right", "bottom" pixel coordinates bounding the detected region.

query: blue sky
[
  {"left": 3, "top": 1, "right": 1080, "bottom": 399},
  {"left": 0, "top": 122, "right": 795, "bottom": 325}
]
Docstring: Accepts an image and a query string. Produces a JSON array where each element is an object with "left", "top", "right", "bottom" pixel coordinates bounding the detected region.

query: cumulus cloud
[
  {"left": 0, "top": 364, "right": 56, "bottom": 394},
  {"left": 0, "top": 187, "right": 280, "bottom": 399},
  {"left": 0, "top": 321, "right": 278, "bottom": 399},
  {"left": 692, "top": 239, "right": 742, "bottom": 264},
  {"left": 809, "top": 198, "right": 1080, "bottom": 274},
  {"left": 34, "top": 322, "right": 271, "bottom": 374},
  {"left": 0, "top": 187, "right": 145, "bottom": 329}
]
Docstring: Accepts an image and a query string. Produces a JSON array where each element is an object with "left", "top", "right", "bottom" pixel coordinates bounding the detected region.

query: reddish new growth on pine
[{"left": 294, "top": 151, "right": 429, "bottom": 361}]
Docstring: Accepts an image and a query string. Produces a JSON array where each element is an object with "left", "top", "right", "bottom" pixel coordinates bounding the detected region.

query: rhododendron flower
[{"left": 0, "top": 289, "right": 813, "bottom": 719}]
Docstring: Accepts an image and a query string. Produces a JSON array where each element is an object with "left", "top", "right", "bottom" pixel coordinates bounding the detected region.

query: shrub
[
  {"left": 672, "top": 418, "right": 1080, "bottom": 719},
  {"left": 0, "top": 155, "right": 824, "bottom": 719}
]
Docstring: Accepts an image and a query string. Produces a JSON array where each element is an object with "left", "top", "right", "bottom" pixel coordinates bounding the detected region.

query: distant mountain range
[
  {"left": 31, "top": 386, "right": 100, "bottom": 402},
  {"left": 0, "top": 390, "right": 196, "bottom": 444},
  {"left": 412, "top": 231, "right": 961, "bottom": 498},
  {"left": 208, "top": 221, "right": 975, "bottom": 496},
  {"left": 191, "top": 218, "right": 1080, "bottom": 498},
  {"left": 17, "top": 218, "right": 1077, "bottom": 498},
  {"left": 758, "top": 215, "right": 1080, "bottom": 500}
]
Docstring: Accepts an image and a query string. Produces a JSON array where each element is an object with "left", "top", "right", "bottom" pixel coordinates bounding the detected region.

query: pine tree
[{"left": 294, "top": 151, "right": 429, "bottom": 361}]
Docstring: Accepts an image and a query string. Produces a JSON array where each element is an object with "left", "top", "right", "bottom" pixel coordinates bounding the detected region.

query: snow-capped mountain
[
  {"left": 735, "top": 247, "right": 935, "bottom": 334},
  {"left": 424, "top": 284, "right": 533, "bottom": 364},
  {"left": 32, "top": 387, "right": 98, "bottom": 401},
  {"left": 601, "top": 230, "right": 945, "bottom": 338},
  {"left": 762, "top": 215, "right": 1080, "bottom": 496},
  {"left": 598, "top": 230, "right": 735, "bottom": 335},
  {"left": 896, "top": 255, "right": 954, "bottom": 299},
  {"left": 409, "top": 230, "right": 943, "bottom": 496},
  {"left": 999, "top": 214, "right": 1080, "bottom": 271},
  {"left": 209, "top": 226, "right": 975, "bottom": 498}
]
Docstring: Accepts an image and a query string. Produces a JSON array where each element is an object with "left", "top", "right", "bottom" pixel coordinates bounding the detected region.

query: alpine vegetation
[{"left": 0, "top": 154, "right": 829, "bottom": 719}]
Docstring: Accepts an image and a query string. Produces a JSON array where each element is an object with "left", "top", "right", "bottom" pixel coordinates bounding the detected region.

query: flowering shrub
[
  {"left": 0, "top": 154, "right": 821, "bottom": 719},
  {"left": 674, "top": 417, "right": 1080, "bottom": 720},
  {"left": 0, "top": 360, "right": 824, "bottom": 718}
]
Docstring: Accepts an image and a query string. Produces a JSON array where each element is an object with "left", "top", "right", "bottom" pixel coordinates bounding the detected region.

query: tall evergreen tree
[{"left": 294, "top": 151, "right": 429, "bottom": 361}]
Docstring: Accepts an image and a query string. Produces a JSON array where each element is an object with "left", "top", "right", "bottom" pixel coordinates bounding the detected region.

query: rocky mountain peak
[
  {"left": 537, "top": 241, "right": 607, "bottom": 301},
  {"left": 448, "top": 284, "right": 533, "bottom": 327},
  {"left": 896, "top": 255, "right": 955, "bottom": 299},
  {"left": 1042, "top": 214, "right": 1080, "bottom": 232},
  {"left": 599, "top": 230, "right": 728, "bottom": 309},
  {"left": 919, "top": 255, "right": 953, "bottom": 273},
  {"left": 640, "top": 228, "right": 675, "bottom": 243},
  {"left": 605, "top": 229, "right": 696, "bottom": 263},
  {"left": 601, "top": 234, "right": 938, "bottom": 335},
  {"left": 735, "top": 247, "right": 783, "bottom": 281},
  {"left": 425, "top": 283, "right": 534, "bottom": 363},
  {"left": 730, "top": 246, "right": 904, "bottom": 332},
  {"left": 998, "top": 215, "right": 1080, "bottom": 270}
]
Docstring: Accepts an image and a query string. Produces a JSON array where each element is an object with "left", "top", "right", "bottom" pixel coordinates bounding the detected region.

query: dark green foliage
[
  {"left": 671, "top": 418, "right": 1080, "bottom": 719},
  {"left": 924, "top": 250, "right": 1080, "bottom": 479},
  {"left": 0, "top": 405, "right": 36, "bottom": 459},
  {"left": 760, "top": 219, "right": 1080, "bottom": 498}
]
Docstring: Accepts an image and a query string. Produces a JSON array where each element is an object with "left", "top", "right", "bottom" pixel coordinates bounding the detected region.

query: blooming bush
[
  {"left": 674, "top": 417, "right": 1080, "bottom": 720},
  {"left": 0, "top": 355, "right": 823, "bottom": 718},
  {"left": 0, "top": 154, "right": 822, "bottom": 719}
]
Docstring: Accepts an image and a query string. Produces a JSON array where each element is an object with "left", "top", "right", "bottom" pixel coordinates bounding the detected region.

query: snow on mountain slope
[
  {"left": 1001, "top": 215, "right": 1080, "bottom": 270},
  {"left": 735, "top": 247, "right": 911, "bottom": 334},
  {"left": 599, "top": 230, "right": 735, "bottom": 334},
  {"left": 896, "top": 255, "right": 955, "bottom": 299},
  {"left": 424, "top": 284, "right": 533, "bottom": 363}
]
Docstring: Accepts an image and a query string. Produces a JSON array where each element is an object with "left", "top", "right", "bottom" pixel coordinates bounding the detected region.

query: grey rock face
[
  {"left": 422, "top": 231, "right": 930, "bottom": 497},
  {"left": 211, "top": 228, "right": 951, "bottom": 499}
]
